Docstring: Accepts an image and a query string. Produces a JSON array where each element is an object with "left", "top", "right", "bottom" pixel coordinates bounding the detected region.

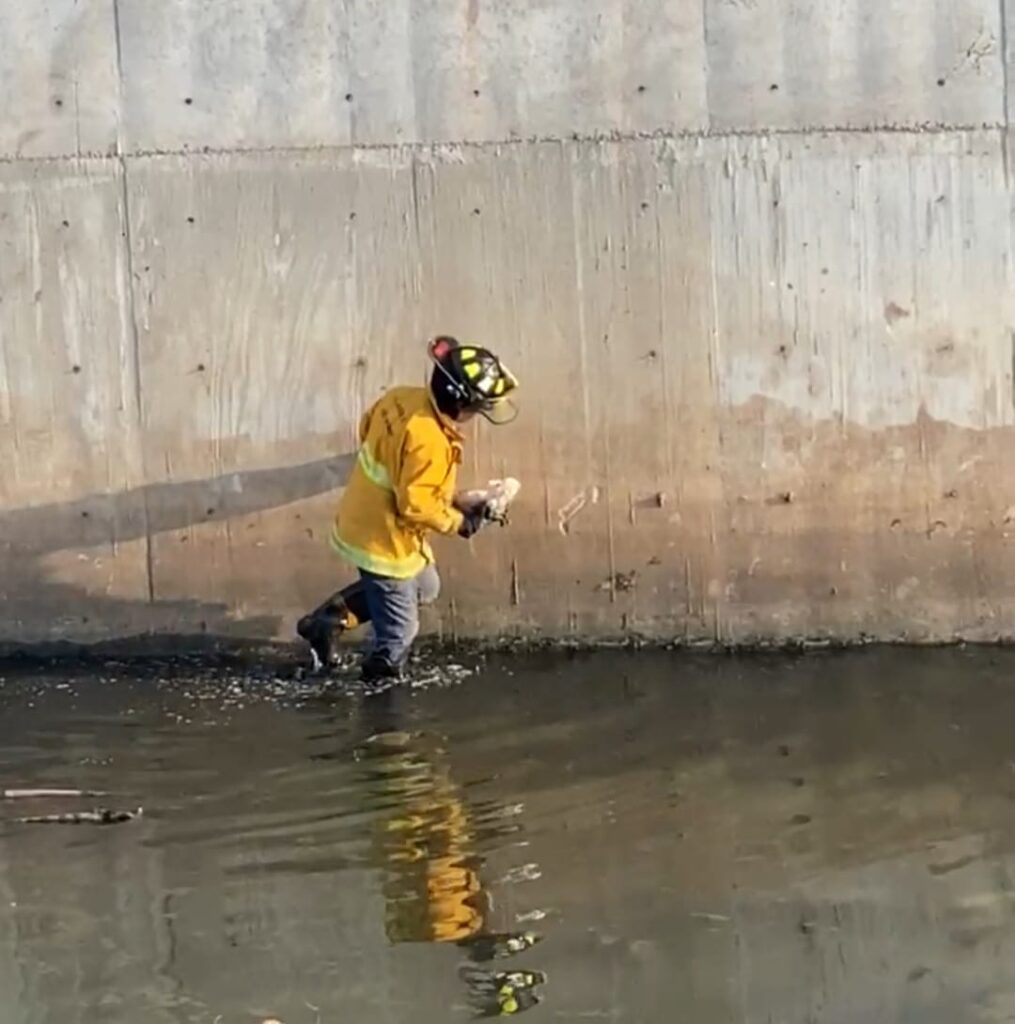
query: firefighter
[{"left": 298, "top": 337, "right": 518, "bottom": 681}]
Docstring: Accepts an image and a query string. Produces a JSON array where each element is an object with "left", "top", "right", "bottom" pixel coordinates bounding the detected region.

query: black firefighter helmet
[{"left": 428, "top": 336, "right": 519, "bottom": 424}]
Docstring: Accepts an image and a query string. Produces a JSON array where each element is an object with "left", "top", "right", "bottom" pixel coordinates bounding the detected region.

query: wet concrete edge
[{"left": 0, "top": 629, "right": 997, "bottom": 676}]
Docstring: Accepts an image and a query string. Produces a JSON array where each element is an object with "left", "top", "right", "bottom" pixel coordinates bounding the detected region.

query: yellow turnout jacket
[{"left": 331, "top": 387, "right": 465, "bottom": 578}]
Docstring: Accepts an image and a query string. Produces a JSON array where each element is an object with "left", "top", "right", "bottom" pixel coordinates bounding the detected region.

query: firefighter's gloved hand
[{"left": 458, "top": 508, "right": 486, "bottom": 539}]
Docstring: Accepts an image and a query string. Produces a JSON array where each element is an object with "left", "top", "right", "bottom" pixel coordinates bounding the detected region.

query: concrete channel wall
[{"left": 1, "top": 0, "right": 1013, "bottom": 645}]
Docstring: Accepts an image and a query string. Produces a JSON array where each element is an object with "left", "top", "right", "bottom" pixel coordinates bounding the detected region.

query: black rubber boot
[
  {"left": 360, "top": 652, "right": 404, "bottom": 684},
  {"left": 296, "top": 613, "right": 338, "bottom": 672},
  {"left": 297, "top": 584, "right": 366, "bottom": 672}
]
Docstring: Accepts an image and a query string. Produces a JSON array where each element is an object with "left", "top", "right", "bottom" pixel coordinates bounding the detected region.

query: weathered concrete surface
[
  {"left": 0, "top": 3, "right": 1014, "bottom": 645},
  {"left": 0, "top": 160, "right": 151, "bottom": 639},
  {"left": 26, "top": 0, "right": 710, "bottom": 153},
  {"left": 0, "top": 1, "right": 120, "bottom": 159},
  {"left": 705, "top": 0, "right": 1005, "bottom": 130},
  {"left": 112, "top": 0, "right": 709, "bottom": 149},
  {"left": 2, "top": 0, "right": 1007, "bottom": 157}
]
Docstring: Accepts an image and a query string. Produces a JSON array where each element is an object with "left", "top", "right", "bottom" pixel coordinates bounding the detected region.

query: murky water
[{"left": 2, "top": 646, "right": 1015, "bottom": 1023}]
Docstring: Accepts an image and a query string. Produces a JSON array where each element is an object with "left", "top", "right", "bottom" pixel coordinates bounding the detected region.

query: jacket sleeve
[{"left": 395, "top": 420, "right": 465, "bottom": 535}]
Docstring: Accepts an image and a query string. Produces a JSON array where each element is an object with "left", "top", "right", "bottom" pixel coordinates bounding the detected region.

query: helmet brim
[{"left": 476, "top": 396, "right": 519, "bottom": 425}]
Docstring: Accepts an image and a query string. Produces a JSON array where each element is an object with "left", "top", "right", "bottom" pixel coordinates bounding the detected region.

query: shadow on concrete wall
[{"left": 0, "top": 452, "right": 354, "bottom": 647}]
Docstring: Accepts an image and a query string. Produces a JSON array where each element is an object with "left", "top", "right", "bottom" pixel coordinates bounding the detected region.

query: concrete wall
[{"left": 1, "top": 0, "right": 1013, "bottom": 645}]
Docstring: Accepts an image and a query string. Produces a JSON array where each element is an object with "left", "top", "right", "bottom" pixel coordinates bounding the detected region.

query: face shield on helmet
[{"left": 428, "top": 337, "right": 519, "bottom": 424}]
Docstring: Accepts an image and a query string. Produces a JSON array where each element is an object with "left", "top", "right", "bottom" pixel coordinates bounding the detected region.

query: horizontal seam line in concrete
[{"left": 0, "top": 121, "right": 1009, "bottom": 166}]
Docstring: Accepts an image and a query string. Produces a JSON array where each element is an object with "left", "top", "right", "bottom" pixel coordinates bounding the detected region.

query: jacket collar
[{"left": 427, "top": 390, "right": 465, "bottom": 442}]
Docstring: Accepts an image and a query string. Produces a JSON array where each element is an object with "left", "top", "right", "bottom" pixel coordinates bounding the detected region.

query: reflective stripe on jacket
[{"left": 331, "top": 386, "right": 465, "bottom": 578}]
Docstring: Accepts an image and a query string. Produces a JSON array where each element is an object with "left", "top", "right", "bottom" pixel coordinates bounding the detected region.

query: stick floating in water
[
  {"left": 15, "top": 807, "right": 143, "bottom": 825},
  {"left": 4, "top": 788, "right": 107, "bottom": 800}
]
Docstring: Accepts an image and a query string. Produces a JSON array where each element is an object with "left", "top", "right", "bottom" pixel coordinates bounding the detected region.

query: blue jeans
[{"left": 360, "top": 565, "right": 441, "bottom": 667}]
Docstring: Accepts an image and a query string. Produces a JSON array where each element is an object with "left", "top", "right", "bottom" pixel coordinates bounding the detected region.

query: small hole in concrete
[
  {"left": 640, "top": 201, "right": 649, "bottom": 210},
  {"left": 81, "top": 510, "right": 89, "bottom": 518},
  {"left": 206, "top": 507, "right": 215, "bottom": 516},
  {"left": 184, "top": 97, "right": 193, "bottom": 105},
  {"left": 472, "top": 89, "right": 480, "bottom": 97},
  {"left": 186, "top": 216, "right": 195, "bottom": 224},
  {"left": 937, "top": 78, "right": 946, "bottom": 87},
  {"left": 349, "top": 211, "right": 357, "bottom": 221},
  {"left": 344, "top": 92, "right": 353, "bottom": 102},
  {"left": 637, "top": 84, "right": 646, "bottom": 93},
  {"left": 72, "top": 364, "right": 81, "bottom": 374},
  {"left": 62, "top": 219, "right": 70, "bottom": 228},
  {"left": 54, "top": 98, "right": 63, "bottom": 108},
  {"left": 196, "top": 363, "right": 206, "bottom": 372},
  {"left": 472, "top": 207, "right": 481, "bottom": 216},
  {"left": 769, "top": 83, "right": 779, "bottom": 92}
]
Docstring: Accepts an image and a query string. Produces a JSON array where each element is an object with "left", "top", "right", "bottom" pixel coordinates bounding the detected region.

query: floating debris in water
[
  {"left": 408, "top": 662, "right": 474, "bottom": 690},
  {"left": 499, "top": 863, "right": 542, "bottom": 884},
  {"left": 4, "top": 788, "right": 107, "bottom": 800},
  {"left": 515, "top": 909, "right": 547, "bottom": 923},
  {"left": 15, "top": 807, "right": 143, "bottom": 826}
]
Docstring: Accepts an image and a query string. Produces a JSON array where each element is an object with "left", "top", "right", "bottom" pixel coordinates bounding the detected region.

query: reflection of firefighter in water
[
  {"left": 370, "top": 728, "right": 485, "bottom": 944},
  {"left": 354, "top": 692, "right": 545, "bottom": 1016}
]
